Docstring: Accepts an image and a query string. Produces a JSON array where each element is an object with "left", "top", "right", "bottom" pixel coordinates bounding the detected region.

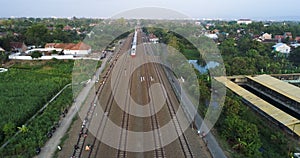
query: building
[
  {"left": 0, "top": 32, "right": 7, "bottom": 38},
  {"left": 272, "top": 43, "right": 291, "bottom": 54},
  {"left": 284, "top": 32, "right": 293, "bottom": 40},
  {"left": 294, "top": 36, "right": 300, "bottom": 42},
  {"left": 237, "top": 19, "right": 252, "bottom": 25},
  {"left": 275, "top": 35, "right": 284, "bottom": 42},
  {"left": 205, "top": 33, "right": 218, "bottom": 39},
  {"left": 148, "top": 34, "right": 159, "bottom": 44},
  {"left": 63, "top": 25, "right": 73, "bottom": 31},
  {"left": 45, "top": 42, "right": 91, "bottom": 56},
  {"left": 0, "top": 47, "right": 5, "bottom": 52},
  {"left": 260, "top": 33, "right": 272, "bottom": 40},
  {"left": 10, "top": 42, "right": 27, "bottom": 53},
  {"left": 291, "top": 43, "right": 300, "bottom": 48},
  {"left": 195, "top": 21, "right": 201, "bottom": 25}
]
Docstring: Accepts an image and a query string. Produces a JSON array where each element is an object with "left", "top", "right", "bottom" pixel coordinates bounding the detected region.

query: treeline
[
  {"left": 142, "top": 27, "right": 201, "bottom": 60},
  {"left": 209, "top": 21, "right": 300, "bottom": 39},
  {"left": 0, "top": 18, "right": 101, "bottom": 50}
]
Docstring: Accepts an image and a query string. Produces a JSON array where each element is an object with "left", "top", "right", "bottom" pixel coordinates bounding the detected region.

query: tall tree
[
  {"left": 289, "top": 47, "right": 300, "bottom": 66},
  {"left": 25, "top": 23, "right": 49, "bottom": 46}
]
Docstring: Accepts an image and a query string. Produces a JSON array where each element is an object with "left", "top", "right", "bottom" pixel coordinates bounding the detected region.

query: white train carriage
[{"left": 131, "top": 31, "right": 138, "bottom": 57}]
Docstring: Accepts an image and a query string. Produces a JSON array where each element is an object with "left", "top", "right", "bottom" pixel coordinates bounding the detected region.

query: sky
[{"left": 1, "top": 0, "right": 300, "bottom": 20}]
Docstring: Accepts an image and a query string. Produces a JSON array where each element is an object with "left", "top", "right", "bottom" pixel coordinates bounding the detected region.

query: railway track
[
  {"left": 71, "top": 33, "right": 134, "bottom": 158},
  {"left": 71, "top": 29, "right": 194, "bottom": 158},
  {"left": 141, "top": 33, "right": 166, "bottom": 158},
  {"left": 87, "top": 35, "right": 134, "bottom": 158},
  {"left": 144, "top": 61, "right": 166, "bottom": 158},
  {"left": 144, "top": 43, "right": 194, "bottom": 158},
  {"left": 116, "top": 44, "right": 134, "bottom": 158}
]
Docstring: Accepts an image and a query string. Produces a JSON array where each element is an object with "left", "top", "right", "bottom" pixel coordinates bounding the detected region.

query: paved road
[{"left": 35, "top": 54, "right": 111, "bottom": 158}]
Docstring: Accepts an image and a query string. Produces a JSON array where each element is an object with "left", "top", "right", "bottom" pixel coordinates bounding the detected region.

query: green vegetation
[
  {"left": 142, "top": 21, "right": 300, "bottom": 157},
  {"left": 0, "top": 52, "right": 9, "bottom": 64},
  {"left": 0, "top": 60, "right": 73, "bottom": 145},
  {"left": 218, "top": 36, "right": 300, "bottom": 75},
  {"left": 30, "top": 51, "right": 42, "bottom": 59},
  {"left": 143, "top": 27, "right": 201, "bottom": 60},
  {"left": 289, "top": 47, "right": 300, "bottom": 66},
  {"left": 0, "top": 87, "right": 73, "bottom": 157},
  {"left": 215, "top": 92, "right": 297, "bottom": 158},
  {"left": 0, "top": 17, "right": 97, "bottom": 50}
]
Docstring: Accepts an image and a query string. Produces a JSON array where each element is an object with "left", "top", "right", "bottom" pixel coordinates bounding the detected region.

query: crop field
[{"left": 0, "top": 60, "right": 74, "bottom": 146}]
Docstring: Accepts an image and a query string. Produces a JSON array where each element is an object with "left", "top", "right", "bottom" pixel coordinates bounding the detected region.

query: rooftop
[
  {"left": 45, "top": 42, "right": 91, "bottom": 50},
  {"left": 215, "top": 76, "right": 300, "bottom": 136},
  {"left": 272, "top": 42, "right": 289, "bottom": 48},
  {"left": 246, "top": 74, "right": 300, "bottom": 103}
]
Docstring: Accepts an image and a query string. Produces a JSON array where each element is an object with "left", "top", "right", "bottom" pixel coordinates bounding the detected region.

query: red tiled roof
[
  {"left": 149, "top": 33, "right": 158, "bottom": 39},
  {"left": 63, "top": 25, "right": 72, "bottom": 31},
  {"left": 275, "top": 35, "right": 284, "bottom": 40},
  {"left": 294, "top": 37, "right": 300, "bottom": 41},
  {"left": 10, "top": 42, "right": 25, "bottom": 49},
  {"left": 285, "top": 32, "right": 292, "bottom": 36}
]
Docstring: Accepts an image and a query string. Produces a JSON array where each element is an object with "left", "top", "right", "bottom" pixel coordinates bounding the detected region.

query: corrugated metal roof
[
  {"left": 272, "top": 43, "right": 286, "bottom": 48},
  {"left": 247, "top": 74, "right": 300, "bottom": 103},
  {"left": 215, "top": 76, "right": 300, "bottom": 136}
]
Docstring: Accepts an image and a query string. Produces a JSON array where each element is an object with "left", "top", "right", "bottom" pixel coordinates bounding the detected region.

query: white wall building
[
  {"left": 261, "top": 33, "right": 272, "bottom": 40},
  {"left": 237, "top": 19, "right": 252, "bottom": 25},
  {"left": 45, "top": 42, "right": 91, "bottom": 56},
  {"left": 272, "top": 43, "right": 291, "bottom": 54},
  {"left": 205, "top": 33, "right": 218, "bottom": 39}
]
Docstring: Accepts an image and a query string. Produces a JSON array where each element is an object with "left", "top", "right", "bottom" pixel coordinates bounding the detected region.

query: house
[
  {"left": 260, "top": 33, "right": 272, "bottom": 40},
  {"left": 63, "top": 25, "right": 72, "bottom": 31},
  {"left": 205, "top": 33, "right": 218, "bottom": 39},
  {"left": 211, "top": 29, "right": 220, "bottom": 34},
  {"left": 205, "top": 23, "right": 215, "bottom": 29},
  {"left": 195, "top": 21, "right": 201, "bottom": 25},
  {"left": 237, "top": 19, "right": 252, "bottom": 25},
  {"left": 272, "top": 43, "right": 291, "bottom": 54},
  {"left": 284, "top": 32, "right": 293, "bottom": 40},
  {"left": 275, "top": 35, "right": 284, "bottom": 42},
  {"left": 10, "top": 42, "right": 27, "bottom": 53},
  {"left": 45, "top": 42, "right": 91, "bottom": 56},
  {"left": 294, "top": 36, "right": 300, "bottom": 42},
  {"left": 148, "top": 34, "right": 159, "bottom": 44},
  {"left": 291, "top": 43, "right": 300, "bottom": 48},
  {"left": 0, "top": 32, "right": 7, "bottom": 38}
]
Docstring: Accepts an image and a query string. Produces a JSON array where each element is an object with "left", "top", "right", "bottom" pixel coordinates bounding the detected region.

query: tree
[
  {"left": 52, "top": 50, "right": 58, "bottom": 54},
  {"left": 289, "top": 47, "right": 300, "bottom": 66},
  {"left": 25, "top": 23, "right": 49, "bottom": 46},
  {"left": 3, "top": 122, "right": 16, "bottom": 137},
  {"left": 0, "top": 52, "right": 9, "bottom": 64},
  {"left": 31, "top": 51, "right": 42, "bottom": 59},
  {"left": 219, "top": 38, "right": 238, "bottom": 56},
  {"left": 17, "top": 125, "right": 28, "bottom": 133}
]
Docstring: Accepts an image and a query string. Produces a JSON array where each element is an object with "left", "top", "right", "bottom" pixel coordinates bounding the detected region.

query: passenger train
[{"left": 131, "top": 30, "right": 137, "bottom": 57}]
